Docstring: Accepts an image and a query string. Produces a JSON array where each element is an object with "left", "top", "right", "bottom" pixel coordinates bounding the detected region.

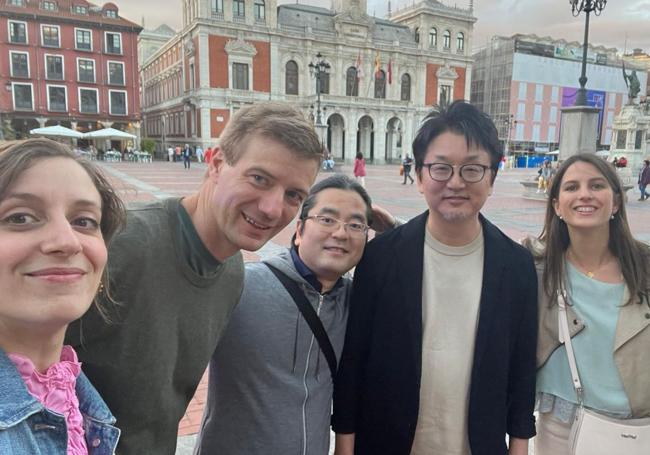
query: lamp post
[
  {"left": 570, "top": 0, "right": 607, "bottom": 106},
  {"left": 503, "top": 114, "right": 514, "bottom": 156},
  {"left": 308, "top": 52, "right": 330, "bottom": 140},
  {"left": 161, "top": 115, "right": 166, "bottom": 159}
]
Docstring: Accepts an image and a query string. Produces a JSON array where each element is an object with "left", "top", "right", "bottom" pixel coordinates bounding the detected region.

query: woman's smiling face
[
  {"left": 553, "top": 161, "right": 619, "bottom": 233},
  {"left": 0, "top": 157, "right": 107, "bottom": 335}
]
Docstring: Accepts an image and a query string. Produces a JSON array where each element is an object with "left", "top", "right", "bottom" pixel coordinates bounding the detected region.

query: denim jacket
[{"left": 0, "top": 349, "right": 120, "bottom": 454}]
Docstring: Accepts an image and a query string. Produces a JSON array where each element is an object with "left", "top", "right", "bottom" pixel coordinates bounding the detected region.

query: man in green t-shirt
[{"left": 66, "top": 102, "right": 324, "bottom": 455}]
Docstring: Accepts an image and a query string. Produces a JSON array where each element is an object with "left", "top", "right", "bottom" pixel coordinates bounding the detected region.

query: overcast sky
[{"left": 118, "top": 0, "right": 650, "bottom": 54}]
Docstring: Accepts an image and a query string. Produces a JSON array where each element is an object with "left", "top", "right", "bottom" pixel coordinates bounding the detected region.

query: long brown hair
[
  {"left": 534, "top": 153, "right": 650, "bottom": 305},
  {"left": 0, "top": 138, "right": 126, "bottom": 316}
]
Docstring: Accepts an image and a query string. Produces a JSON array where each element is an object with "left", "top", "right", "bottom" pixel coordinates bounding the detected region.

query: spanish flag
[{"left": 374, "top": 53, "right": 381, "bottom": 77}]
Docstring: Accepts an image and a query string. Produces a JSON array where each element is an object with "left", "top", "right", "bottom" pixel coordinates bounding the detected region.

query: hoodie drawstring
[{"left": 292, "top": 312, "right": 300, "bottom": 374}]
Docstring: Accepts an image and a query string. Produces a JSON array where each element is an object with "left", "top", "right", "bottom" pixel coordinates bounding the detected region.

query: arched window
[
  {"left": 285, "top": 60, "right": 298, "bottom": 95},
  {"left": 346, "top": 67, "right": 358, "bottom": 96},
  {"left": 428, "top": 28, "right": 437, "bottom": 48},
  {"left": 254, "top": 0, "right": 265, "bottom": 21},
  {"left": 443, "top": 30, "right": 451, "bottom": 49},
  {"left": 414, "top": 27, "right": 420, "bottom": 43},
  {"left": 400, "top": 73, "right": 411, "bottom": 101},
  {"left": 457, "top": 32, "right": 465, "bottom": 51},
  {"left": 374, "top": 70, "right": 386, "bottom": 99}
]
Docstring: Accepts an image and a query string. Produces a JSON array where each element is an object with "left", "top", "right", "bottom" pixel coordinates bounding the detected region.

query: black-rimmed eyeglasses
[
  {"left": 423, "top": 163, "right": 492, "bottom": 183},
  {"left": 305, "top": 215, "right": 369, "bottom": 236}
]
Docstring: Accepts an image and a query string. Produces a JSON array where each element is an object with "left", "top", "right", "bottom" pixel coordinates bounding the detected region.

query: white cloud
[{"left": 114, "top": 0, "right": 649, "bottom": 53}]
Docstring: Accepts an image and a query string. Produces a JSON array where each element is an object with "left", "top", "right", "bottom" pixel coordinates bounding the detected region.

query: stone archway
[
  {"left": 385, "top": 117, "right": 403, "bottom": 163},
  {"left": 357, "top": 115, "right": 374, "bottom": 161},
  {"left": 327, "top": 114, "right": 345, "bottom": 160}
]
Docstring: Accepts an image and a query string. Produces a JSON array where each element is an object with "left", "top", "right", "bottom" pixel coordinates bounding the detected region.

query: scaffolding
[{"left": 471, "top": 37, "right": 515, "bottom": 145}]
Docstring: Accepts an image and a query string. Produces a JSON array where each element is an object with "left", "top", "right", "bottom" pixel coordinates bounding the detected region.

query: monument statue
[{"left": 622, "top": 63, "right": 641, "bottom": 103}]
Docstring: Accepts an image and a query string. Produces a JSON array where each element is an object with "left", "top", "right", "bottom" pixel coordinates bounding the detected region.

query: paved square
[{"left": 94, "top": 159, "right": 650, "bottom": 454}]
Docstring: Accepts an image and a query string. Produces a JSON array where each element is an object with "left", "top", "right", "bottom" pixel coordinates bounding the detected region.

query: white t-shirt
[{"left": 410, "top": 228, "right": 484, "bottom": 455}]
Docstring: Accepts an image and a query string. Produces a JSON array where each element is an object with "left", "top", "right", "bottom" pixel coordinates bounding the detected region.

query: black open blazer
[{"left": 332, "top": 211, "right": 538, "bottom": 455}]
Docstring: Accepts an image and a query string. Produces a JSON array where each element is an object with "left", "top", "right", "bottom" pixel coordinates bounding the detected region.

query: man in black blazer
[{"left": 332, "top": 101, "right": 538, "bottom": 455}]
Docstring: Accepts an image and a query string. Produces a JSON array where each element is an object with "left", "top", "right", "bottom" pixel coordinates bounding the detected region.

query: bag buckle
[{"left": 621, "top": 433, "right": 638, "bottom": 439}]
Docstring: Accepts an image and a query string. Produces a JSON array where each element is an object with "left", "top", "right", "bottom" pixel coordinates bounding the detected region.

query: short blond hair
[{"left": 219, "top": 102, "right": 323, "bottom": 166}]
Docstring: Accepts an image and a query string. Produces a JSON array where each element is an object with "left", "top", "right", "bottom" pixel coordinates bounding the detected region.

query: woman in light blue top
[{"left": 524, "top": 153, "right": 650, "bottom": 454}]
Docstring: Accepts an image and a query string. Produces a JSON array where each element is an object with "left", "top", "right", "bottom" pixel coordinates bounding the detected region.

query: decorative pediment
[
  {"left": 333, "top": 12, "right": 374, "bottom": 41},
  {"left": 225, "top": 38, "right": 257, "bottom": 57},
  {"left": 436, "top": 62, "right": 458, "bottom": 80}
]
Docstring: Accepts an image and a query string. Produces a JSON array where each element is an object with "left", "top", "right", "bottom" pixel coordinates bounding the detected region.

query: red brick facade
[
  {"left": 208, "top": 35, "right": 228, "bottom": 89},
  {"left": 210, "top": 108, "right": 230, "bottom": 138},
  {"left": 251, "top": 40, "right": 270, "bottom": 93},
  {"left": 0, "top": 0, "right": 142, "bottom": 136}
]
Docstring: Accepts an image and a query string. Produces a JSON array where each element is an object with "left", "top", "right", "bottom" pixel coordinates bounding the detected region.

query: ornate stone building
[{"left": 140, "top": 0, "right": 475, "bottom": 162}]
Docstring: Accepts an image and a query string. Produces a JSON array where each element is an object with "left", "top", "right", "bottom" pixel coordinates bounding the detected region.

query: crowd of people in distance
[{"left": 1, "top": 100, "right": 648, "bottom": 455}]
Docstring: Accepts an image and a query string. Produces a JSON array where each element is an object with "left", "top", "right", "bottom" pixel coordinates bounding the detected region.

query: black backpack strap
[{"left": 265, "top": 263, "right": 337, "bottom": 380}]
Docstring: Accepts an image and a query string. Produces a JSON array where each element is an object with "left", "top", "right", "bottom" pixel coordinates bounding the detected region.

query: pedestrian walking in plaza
[
  {"left": 168, "top": 146, "right": 174, "bottom": 162},
  {"left": 65, "top": 103, "right": 324, "bottom": 455},
  {"left": 195, "top": 145, "right": 204, "bottom": 163},
  {"left": 175, "top": 145, "right": 181, "bottom": 162},
  {"left": 182, "top": 144, "right": 192, "bottom": 169},
  {"left": 402, "top": 154, "right": 414, "bottom": 184},
  {"left": 204, "top": 146, "right": 213, "bottom": 165},
  {"left": 524, "top": 153, "right": 650, "bottom": 455},
  {"left": 194, "top": 175, "right": 397, "bottom": 455},
  {"left": 354, "top": 152, "right": 366, "bottom": 188},
  {"left": 323, "top": 150, "right": 335, "bottom": 170},
  {"left": 0, "top": 138, "right": 125, "bottom": 454},
  {"left": 537, "top": 160, "right": 554, "bottom": 194},
  {"left": 637, "top": 159, "right": 650, "bottom": 201},
  {"left": 333, "top": 101, "right": 538, "bottom": 455}
]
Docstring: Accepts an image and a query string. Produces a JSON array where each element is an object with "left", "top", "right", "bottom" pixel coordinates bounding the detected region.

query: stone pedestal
[
  {"left": 610, "top": 104, "right": 650, "bottom": 171},
  {"left": 559, "top": 105, "right": 600, "bottom": 160}
]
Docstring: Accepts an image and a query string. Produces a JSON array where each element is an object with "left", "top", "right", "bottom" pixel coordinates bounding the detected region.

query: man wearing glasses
[
  {"left": 333, "top": 101, "right": 538, "bottom": 455},
  {"left": 195, "top": 175, "right": 390, "bottom": 455}
]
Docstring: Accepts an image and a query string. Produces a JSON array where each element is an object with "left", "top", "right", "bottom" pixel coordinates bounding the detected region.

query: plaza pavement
[{"left": 93, "top": 159, "right": 650, "bottom": 454}]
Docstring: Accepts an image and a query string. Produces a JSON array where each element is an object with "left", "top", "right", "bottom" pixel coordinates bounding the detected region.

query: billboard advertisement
[
  {"left": 554, "top": 45, "right": 609, "bottom": 65},
  {"left": 561, "top": 87, "right": 606, "bottom": 138}
]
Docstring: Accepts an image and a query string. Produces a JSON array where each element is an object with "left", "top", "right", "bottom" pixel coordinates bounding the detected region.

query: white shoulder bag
[{"left": 557, "top": 292, "right": 650, "bottom": 455}]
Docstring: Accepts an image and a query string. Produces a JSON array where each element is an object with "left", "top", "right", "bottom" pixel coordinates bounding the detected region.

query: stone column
[{"left": 558, "top": 106, "right": 599, "bottom": 160}]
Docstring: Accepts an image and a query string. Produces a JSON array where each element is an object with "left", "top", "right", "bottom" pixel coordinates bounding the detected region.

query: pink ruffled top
[{"left": 8, "top": 345, "right": 89, "bottom": 455}]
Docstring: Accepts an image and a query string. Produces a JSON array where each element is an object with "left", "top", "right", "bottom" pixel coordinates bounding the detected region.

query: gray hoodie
[{"left": 194, "top": 249, "right": 351, "bottom": 455}]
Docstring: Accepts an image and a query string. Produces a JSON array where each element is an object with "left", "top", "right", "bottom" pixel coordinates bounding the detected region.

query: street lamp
[
  {"left": 570, "top": 0, "right": 607, "bottom": 106},
  {"left": 161, "top": 115, "right": 166, "bottom": 157},
  {"left": 308, "top": 52, "right": 330, "bottom": 128}
]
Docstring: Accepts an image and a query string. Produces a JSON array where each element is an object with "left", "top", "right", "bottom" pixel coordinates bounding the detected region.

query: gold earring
[{"left": 98, "top": 282, "right": 105, "bottom": 294}]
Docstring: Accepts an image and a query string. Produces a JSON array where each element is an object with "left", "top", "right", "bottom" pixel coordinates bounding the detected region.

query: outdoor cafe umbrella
[
  {"left": 83, "top": 127, "right": 136, "bottom": 140},
  {"left": 29, "top": 125, "right": 84, "bottom": 138}
]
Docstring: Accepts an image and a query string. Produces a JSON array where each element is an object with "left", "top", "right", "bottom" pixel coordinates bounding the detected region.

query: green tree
[{"left": 141, "top": 137, "right": 156, "bottom": 153}]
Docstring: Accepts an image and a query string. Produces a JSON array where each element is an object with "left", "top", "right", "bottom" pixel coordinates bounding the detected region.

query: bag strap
[
  {"left": 265, "top": 263, "right": 338, "bottom": 380},
  {"left": 557, "top": 292, "right": 584, "bottom": 404}
]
